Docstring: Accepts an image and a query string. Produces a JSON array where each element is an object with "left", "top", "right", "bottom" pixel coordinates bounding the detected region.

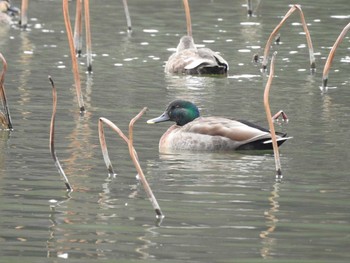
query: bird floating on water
[
  {"left": 0, "top": 0, "right": 19, "bottom": 25},
  {"left": 164, "top": 0, "right": 228, "bottom": 75},
  {"left": 147, "top": 100, "right": 290, "bottom": 153}
]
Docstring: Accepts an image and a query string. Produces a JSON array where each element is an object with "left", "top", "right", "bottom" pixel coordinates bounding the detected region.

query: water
[{"left": 0, "top": 0, "right": 349, "bottom": 262}]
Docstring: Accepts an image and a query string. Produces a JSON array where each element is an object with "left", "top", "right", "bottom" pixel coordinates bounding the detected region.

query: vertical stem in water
[
  {"left": 263, "top": 52, "right": 282, "bottom": 178},
  {"left": 322, "top": 22, "right": 350, "bottom": 92},
  {"left": 122, "top": 0, "right": 132, "bottom": 33},
  {"left": 63, "top": 0, "right": 85, "bottom": 113},
  {"left": 84, "top": 0, "right": 93, "bottom": 73},
  {"left": 48, "top": 76, "right": 73, "bottom": 191},
  {"left": 74, "top": 0, "right": 83, "bottom": 56},
  {"left": 128, "top": 108, "right": 164, "bottom": 219},
  {"left": 20, "top": 0, "right": 28, "bottom": 29}
]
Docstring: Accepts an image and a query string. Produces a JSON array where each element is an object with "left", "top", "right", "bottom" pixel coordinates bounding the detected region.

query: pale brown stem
[
  {"left": 20, "top": 0, "right": 28, "bottom": 29},
  {"left": 74, "top": 0, "right": 83, "bottom": 56},
  {"left": 128, "top": 107, "right": 164, "bottom": 219},
  {"left": 183, "top": 0, "right": 192, "bottom": 37},
  {"left": 98, "top": 114, "right": 164, "bottom": 219},
  {"left": 48, "top": 76, "right": 73, "bottom": 191},
  {"left": 84, "top": 0, "right": 92, "bottom": 73},
  {"left": 122, "top": 0, "right": 132, "bottom": 33},
  {"left": 262, "top": 5, "right": 315, "bottom": 72},
  {"left": 98, "top": 117, "right": 130, "bottom": 175},
  {"left": 263, "top": 52, "right": 282, "bottom": 177},
  {"left": 63, "top": 0, "right": 85, "bottom": 113},
  {"left": 0, "top": 53, "right": 13, "bottom": 130},
  {"left": 322, "top": 22, "right": 350, "bottom": 92}
]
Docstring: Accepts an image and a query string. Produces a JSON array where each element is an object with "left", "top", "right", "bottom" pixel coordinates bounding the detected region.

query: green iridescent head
[{"left": 147, "top": 100, "right": 200, "bottom": 126}]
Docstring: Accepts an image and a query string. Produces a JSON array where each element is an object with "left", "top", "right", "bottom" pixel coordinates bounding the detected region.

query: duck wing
[
  {"left": 165, "top": 49, "right": 202, "bottom": 74},
  {"left": 165, "top": 47, "right": 228, "bottom": 75},
  {"left": 184, "top": 117, "right": 270, "bottom": 142},
  {"left": 182, "top": 117, "right": 290, "bottom": 151}
]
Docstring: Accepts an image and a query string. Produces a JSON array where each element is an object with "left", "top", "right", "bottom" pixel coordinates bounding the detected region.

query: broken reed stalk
[
  {"left": 98, "top": 117, "right": 130, "bottom": 175},
  {"left": 0, "top": 52, "right": 13, "bottom": 130},
  {"left": 322, "top": 22, "right": 350, "bottom": 93},
  {"left": 73, "top": 0, "right": 83, "bottom": 56},
  {"left": 122, "top": 0, "right": 132, "bottom": 33},
  {"left": 183, "top": 0, "right": 192, "bottom": 37},
  {"left": 63, "top": 0, "right": 85, "bottom": 113},
  {"left": 263, "top": 52, "right": 282, "bottom": 178},
  {"left": 84, "top": 0, "right": 92, "bottom": 73},
  {"left": 128, "top": 107, "right": 164, "bottom": 219},
  {"left": 20, "top": 0, "right": 28, "bottom": 29},
  {"left": 98, "top": 110, "right": 164, "bottom": 219},
  {"left": 262, "top": 4, "right": 315, "bottom": 72},
  {"left": 48, "top": 76, "right": 73, "bottom": 191}
]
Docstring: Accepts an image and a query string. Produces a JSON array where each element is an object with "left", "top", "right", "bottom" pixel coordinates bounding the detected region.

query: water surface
[{"left": 0, "top": 0, "right": 349, "bottom": 262}]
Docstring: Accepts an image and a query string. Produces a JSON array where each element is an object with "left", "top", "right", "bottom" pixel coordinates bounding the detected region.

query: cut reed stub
[
  {"left": 262, "top": 4, "right": 316, "bottom": 73},
  {"left": 48, "top": 76, "right": 73, "bottom": 191},
  {"left": 321, "top": 22, "right": 350, "bottom": 93}
]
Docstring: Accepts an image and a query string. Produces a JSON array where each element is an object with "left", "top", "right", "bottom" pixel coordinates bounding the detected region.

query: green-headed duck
[{"left": 147, "top": 100, "right": 290, "bottom": 153}]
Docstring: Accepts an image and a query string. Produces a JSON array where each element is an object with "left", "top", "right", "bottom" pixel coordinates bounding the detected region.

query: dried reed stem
[
  {"left": 183, "top": 0, "right": 192, "bottom": 37},
  {"left": 322, "top": 22, "right": 350, "bottom": 92},
  {"left": 122, "top": 0, "right": 132, "bottom": 33},
  {"left": 247, "top": 0, "right": 253, "bottom": 17},
  {"left": 73, "top": 0, "right": 83, "bottom": 56},
  {"left": 63, "top": 0, "right": 85, "bottom": 113},
  {"left": 98, "top": 117, "right": 130, "bottom": 175},
  {"left": 48, "top": 76, "right": 73, "bottom": 191},
  {"left": 20, "top": 0, "right": 28, "bottom": 29},
  {"left": 84, "top": 0, "right": 93, "bottom": 73},
  {"left": 128, "top": 108, "right": 164, "bottom": 218},
  {"left": 0, "top": 53, "right": 13, "bottom": 130},
  {"left": 263, "top": 52, "right": 282, "bottom": 178},
  {"left": 98, "top": 110, "right": 164, "bottom": 219},
  {"left": 262, "top": 4, "right": 315, "bottom": 72}
]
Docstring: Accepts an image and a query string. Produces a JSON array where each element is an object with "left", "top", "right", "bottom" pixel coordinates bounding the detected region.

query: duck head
[
  {"left": 176, "top": 35, "right": 197, "bottom": 53},
  {"left": 147, "top": 100, "right": 200, "bottom": 126}
]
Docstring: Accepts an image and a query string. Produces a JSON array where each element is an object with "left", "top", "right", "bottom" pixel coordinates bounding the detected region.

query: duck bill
[{"left": 147, "top": 112, "right": 170, "bottom": 124}]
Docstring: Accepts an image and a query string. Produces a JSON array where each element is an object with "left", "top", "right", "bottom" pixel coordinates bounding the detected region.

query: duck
[
  {"left": 164, "top": 0, "right": 228, "bottom": 75},
  {"left": 165, "top": 35, "right": 229, "bottom": 75},
  {"left": 0, "top": 0, "right": 20, "bottom": 25},
  {"left": 147, "top": 100, "right": 290, "bottom": 153}
]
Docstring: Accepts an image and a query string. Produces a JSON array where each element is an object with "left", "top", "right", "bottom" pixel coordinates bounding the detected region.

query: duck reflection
[{"left": 164, "top": 73, "right": 222, "bottom": 105}]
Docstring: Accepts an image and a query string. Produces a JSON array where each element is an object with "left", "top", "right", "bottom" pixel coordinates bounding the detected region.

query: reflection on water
[{"left": 260, "top": 182, "right": 280, "bottom": 259}]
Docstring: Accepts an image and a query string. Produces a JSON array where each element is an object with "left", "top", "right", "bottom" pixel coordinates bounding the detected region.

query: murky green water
[{"left": 0, "top": 0, "right": 349, "bottom": 262}]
